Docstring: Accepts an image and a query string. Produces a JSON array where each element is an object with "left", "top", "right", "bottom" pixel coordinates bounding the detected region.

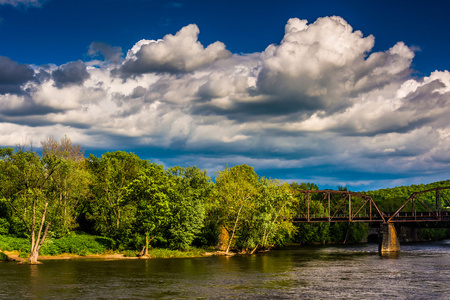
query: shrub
[
  {"left": 0, "top": 252, "right": 8, "bottom": 261},
  {"left": 40, "top": 233, "right": 115, "bottom": 255},
  {"left": 0, "top": 219, "right": 10, "bottom": 235},
  {"left": 0, "top": 235, "right": 29, "bottom": 252},
  {"left": 0, "top": 233, "right": 115, "bottom": 256},
  {"left": 122, "top": 250, "right": 137, "bottom": 257}
]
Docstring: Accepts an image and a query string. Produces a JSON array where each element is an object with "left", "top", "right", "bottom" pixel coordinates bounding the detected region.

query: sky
[{"left": 0, "top": 0, "right": 450, "bottom": 191}]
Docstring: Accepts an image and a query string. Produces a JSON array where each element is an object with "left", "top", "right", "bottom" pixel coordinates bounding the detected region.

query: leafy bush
[
  {"left": 122, "top": 250, "right": 137, "bottom": 257},
  {"left": 0, "top": 218, "right": 10, "bottom": 235},
  {"left": 0, "top": 233, "right": 115, "bottom": 256},
  {"left": 40, "top": 233, "right": 115, "bottom": 255},
  {"left": 0, "top": 251, "right": 8, "bottom": 261},
  {"left": 418, "top": 228, "right": 450, "bottom": 241},
  {"left": 0, "top": 235, "right": 29, "bottom": 252}
]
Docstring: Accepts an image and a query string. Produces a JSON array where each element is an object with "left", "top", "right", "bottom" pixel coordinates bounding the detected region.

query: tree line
[{"left": 0, "top": 136, "right": 449, "bottom": 263}]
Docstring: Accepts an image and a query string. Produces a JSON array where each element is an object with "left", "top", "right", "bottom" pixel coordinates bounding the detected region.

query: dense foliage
[
  {"left": 365, "top": 180, "right": 450, "bottom": 240},
  {"left": 0, "top": 137, "right": 449, "bottom": 260},
  {"left": 365, "top": 181, "right": 450, "bottom": 212}
]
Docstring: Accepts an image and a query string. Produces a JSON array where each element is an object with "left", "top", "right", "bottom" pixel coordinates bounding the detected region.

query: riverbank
[
  {"left": 1, "top": 249, "right": 235, "bottom": 263},
  {"left": 1, "top": 251, "right": 137, "bottom": 262},
  {"left": 0, "top": 234, "right": 220, "bottom": 262}
]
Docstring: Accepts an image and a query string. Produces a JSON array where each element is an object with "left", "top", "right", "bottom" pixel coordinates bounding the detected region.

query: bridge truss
[{"left": 292, "top": 187, "right": 450, "bottom": 224}]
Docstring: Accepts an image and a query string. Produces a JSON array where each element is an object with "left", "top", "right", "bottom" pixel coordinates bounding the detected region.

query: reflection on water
[
  {"left": 0, "top": 241, "right": 449, "bottom": 299},
  {"left": 379, "top": 251, "right": 401, "bottom": 259}
]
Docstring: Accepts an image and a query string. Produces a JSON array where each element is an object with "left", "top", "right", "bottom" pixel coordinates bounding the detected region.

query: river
[{"left": 1, "top": 241, "right": 449, "bottom": 299}]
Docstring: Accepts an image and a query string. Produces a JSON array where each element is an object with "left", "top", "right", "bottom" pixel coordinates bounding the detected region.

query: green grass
[
  {"left": 148, "top": 247, "right": 207, "bottom": 258},
  {"left": 0, "top": 234, "right": 210, "bottom": 258}
]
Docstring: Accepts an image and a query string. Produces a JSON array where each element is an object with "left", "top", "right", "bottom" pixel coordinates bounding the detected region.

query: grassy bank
[
  {"left": 0, "top": 234, "right": 211, "bottom": 261},
  {"left": 0, "top": 233, "right": 114, "bottom": 257}
]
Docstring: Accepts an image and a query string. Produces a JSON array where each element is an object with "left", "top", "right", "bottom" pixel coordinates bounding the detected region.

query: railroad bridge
[{"left": 292, "top": 187, "right": 450, "bottom": 253}]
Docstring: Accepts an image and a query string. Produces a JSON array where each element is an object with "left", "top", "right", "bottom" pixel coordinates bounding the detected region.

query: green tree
[
  {"left": 290, "top": 182, "right": 330, "bottom": 245},
  {"left": 290, "top": 182, "right": 319, "bottom": 191},
  {"left": 213, "top": 165, "right": 261, "bottom": 253},
  {"left": 85, "top": 151, "right": 144, "bottom": 244},
  {"left": 41, "top": 135, "right": 90, "bottom": 237},
  {"left": 239, "top": 179, "right": 297, "bottom": 253},
  {"left": 165, "top": 166, "right": 212, "bottom": 250},
  {"left": 0, "top": 147, "right": 61, "bottom": 263},
  {"left": 124, "top": 162, "right": 171, "bottom": 255}
]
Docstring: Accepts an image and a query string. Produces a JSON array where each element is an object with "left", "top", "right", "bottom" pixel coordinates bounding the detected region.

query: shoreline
[
  {"left": 1, "top": 250, "right": 235, "bottom": 263},
  {"left": 3, "top": 239, "right": 449, "bottom": 263}
]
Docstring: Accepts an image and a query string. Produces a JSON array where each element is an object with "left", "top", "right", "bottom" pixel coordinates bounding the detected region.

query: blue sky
[{"left": 1, "top": 0, "right": 450, "bottom": 191}]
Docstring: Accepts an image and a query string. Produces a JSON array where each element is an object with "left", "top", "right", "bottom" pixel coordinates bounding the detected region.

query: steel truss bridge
[
  {"left": 293, "top": 186, "right": 450, "bottom": 254},
  {"left": 292, "top": 186, "right": 450, "bottom": 224},
  {"left": 292, "top": 186, "right": 450, "bottom": 253}
]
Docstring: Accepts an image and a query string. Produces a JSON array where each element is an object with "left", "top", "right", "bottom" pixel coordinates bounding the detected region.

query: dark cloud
[
  {"left": 363, "top": 147, "right": 427, "bottom": 159},
  {"left": 33, "top": 69, "right": 51, "bottom": 83},
  {"left": 52, "top": 60, "right": 90, "bottom": 88},
  {"left": 0, "top": 113, "right": 92, "bottom": 129},
  {"left": 402, "top": 79, "right": 449, "bottom": 108},
  {"left": 347, "top": 50, "right": 413, "bottom": 97},
  {"left": 256, "top": 70, "right": 347, "bottom": 112},
  {"left": 0, "top": 97, "right": 62, "bottom": 117},
  {"left": 192, "top": 95, "right": 318, "bottom": 122},
  {"left": 0, "top": 56, "right": 34, "bottom": 94},
  {"left": 332, "top": 116, "right": 434, "bottom": 137},
  {"left": 431, "top": 149, "right": 450, "bottom": 163},
  {"left": 88, "top": 42, "right": 123, "bottom": 64},
  {"left": 131, "top": 86, "right": 147, "bottom": 98},
  {"left": 120, "top": 54, "right": 184, "bottom": 75}
]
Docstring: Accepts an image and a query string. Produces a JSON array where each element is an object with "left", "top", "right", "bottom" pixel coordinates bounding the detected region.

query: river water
[{"left": 1, "top": 241, "right": 449, "bottom": 299}]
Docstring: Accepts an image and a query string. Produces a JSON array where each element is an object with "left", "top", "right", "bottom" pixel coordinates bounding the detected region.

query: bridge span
[{"left": 292, "top": 187, "right": 450, "bottom": 253}]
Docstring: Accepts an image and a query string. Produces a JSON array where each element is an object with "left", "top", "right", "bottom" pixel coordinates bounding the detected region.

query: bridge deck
[{"left": 293, "top": 212, "right": 450, "bottom": 223}]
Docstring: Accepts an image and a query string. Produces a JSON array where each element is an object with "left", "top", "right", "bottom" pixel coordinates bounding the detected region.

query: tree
[
  {"left": 213, "top": 165, "right": 260, "bottom": 253},
  {"left": 166, "top": 166, "right": 213, "bottom": 250},
  {"left": 0, "top": 147, "right": 61, "bottom": 263},
  {"left": 41, "top": 135, "right": 89, "bottom": 237},
  {"left": 290, "top": 182, "right": 319, "bottom": 191},
  {"left": 41, "top": 135, "right": 84, "bottom": 163},
  {"left": 124, "top": 162, "right": 172, "bottom": 256},
  {"left": 238, "top": 179, "right": 297, "bottom": 253},
  {"left": 290, "top": 182, "right": 331, "bottom": 245},
  {"left": 85, "top": 151, "right": 143, "bottom": 244}
]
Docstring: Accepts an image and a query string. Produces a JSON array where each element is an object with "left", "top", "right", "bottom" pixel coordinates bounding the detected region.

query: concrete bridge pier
[{"left": 379, "top": 222, "right": 400, "bottom": 253}]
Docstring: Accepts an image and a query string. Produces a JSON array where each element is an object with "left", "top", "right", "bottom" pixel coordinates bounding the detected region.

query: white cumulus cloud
[
  {"left": 256, "top": 17, "right": 414, "bottom": 114},
  {"left": 120, "top": 24, "right": 231, "bottom": 75}
]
